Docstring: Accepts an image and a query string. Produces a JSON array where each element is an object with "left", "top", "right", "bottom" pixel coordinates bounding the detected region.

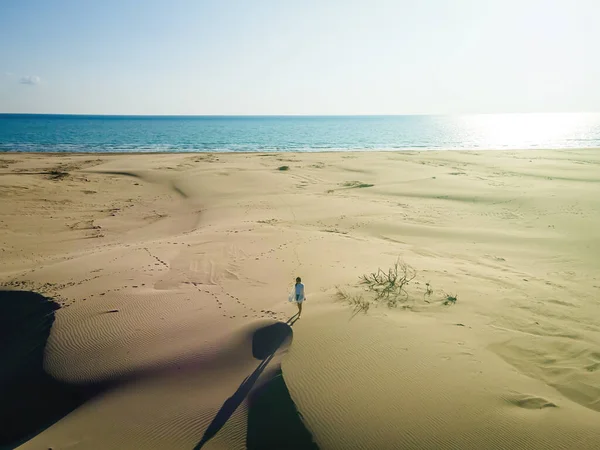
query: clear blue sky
[{"left": 1, "top": 0, "right": 598, "bottom": 115}]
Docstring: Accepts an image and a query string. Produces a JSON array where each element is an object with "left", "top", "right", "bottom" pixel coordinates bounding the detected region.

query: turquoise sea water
[{"left": 1, "top": 113, "right": 600, "bottom": 153}]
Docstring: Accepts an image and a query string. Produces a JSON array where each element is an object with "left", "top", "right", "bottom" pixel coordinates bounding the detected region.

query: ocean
[{"left": 1, "top": 113, "right": 600, "bottom": 153}]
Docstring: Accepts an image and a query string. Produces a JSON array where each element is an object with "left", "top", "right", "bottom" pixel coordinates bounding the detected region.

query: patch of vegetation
[
  {"left": 336, "top": 289, "right": 371, "bottom": 315},
  {"left": 341, "top": 180, "right": 374, "bottom": 188},
  {"left": 326, "top": 189, "right": 335, "bottom": 194},
  {"left": 47, "top": 170, "right": 69, "bottom": 180},
  {"left": 278, "top": 165, "right": 290, "bottom": 171},
  {"left": 360, "top": 260, "right": 416, "bottom": 307},
  {"left": 336, "top": 260, "right": 458, "bottom": 314},
  {"left": 192, "top": 154, "right": 220, "bottom": 163},
  {"left": 443, "top": 294, "right": 458, "bottom": 305},
  {"left": 321, "top": 229, "right": 348, "bottom": 235}
]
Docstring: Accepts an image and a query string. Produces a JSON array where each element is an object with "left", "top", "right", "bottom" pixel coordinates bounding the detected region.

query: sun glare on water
[{"left": 455, "top": 113, "right": 598, "bottom": 149}]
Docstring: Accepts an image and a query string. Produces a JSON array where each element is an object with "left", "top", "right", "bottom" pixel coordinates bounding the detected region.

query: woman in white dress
[{"left": 294, "top": 276, "right": 305, "bottom": 318}]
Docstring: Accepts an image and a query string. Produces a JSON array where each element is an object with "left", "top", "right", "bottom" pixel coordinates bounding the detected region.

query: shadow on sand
[
  {"left": 195, "top": 314, "right": 318, "bottom": 449},
  {"left": 0, "top": 291, "right": 316, "bottom": 449},
  {"left": 0, "top": 290, "right": 108, "bottom": 449}
]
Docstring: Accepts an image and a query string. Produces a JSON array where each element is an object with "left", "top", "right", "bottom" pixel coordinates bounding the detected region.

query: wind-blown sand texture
[{"left": 1, "top": 150, "right": 599, "bottom": 449}]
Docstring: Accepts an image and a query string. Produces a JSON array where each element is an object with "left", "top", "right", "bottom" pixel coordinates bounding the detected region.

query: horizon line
[{"left": 1, "top": 112, "right": 598, "bottom": 118}]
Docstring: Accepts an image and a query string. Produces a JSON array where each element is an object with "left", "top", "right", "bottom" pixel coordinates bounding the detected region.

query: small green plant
[
  {"left": 336, "top": 288, "right": 371, "bottom": 315},
  {"left": 47, "top": 170, "right": 69, "bottom": 180},
  {"left": 278, "top": 165, "right": 290, "bottom": 171},
  {"left": 360, "top": 259, "right": 416, "bottom": 307},
  {"left": 443, "top": 294, "right": 457, "bottom": 305},
  {"left": 257, "top": 219, "right": 278, "bottom": 225},
  {"left": 342, "top": 180, "right": 374, "bottom": 188},
  {"left": 349, "top": 294, "right": 371, "bottom": 315}
]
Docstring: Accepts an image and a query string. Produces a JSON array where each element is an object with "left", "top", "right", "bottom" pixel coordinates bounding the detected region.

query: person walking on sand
[{"left": 294, "top": 277, "right": 305, "bottom": 318}]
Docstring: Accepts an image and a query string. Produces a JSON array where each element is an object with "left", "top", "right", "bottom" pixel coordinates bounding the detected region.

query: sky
[{"left": 1, "top": 0, "right": 599, "bottom": 115}]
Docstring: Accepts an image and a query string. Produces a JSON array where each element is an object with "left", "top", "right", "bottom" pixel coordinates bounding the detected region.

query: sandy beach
[{"left": 1, "top": 149, "right": 600, "bottom": 449}]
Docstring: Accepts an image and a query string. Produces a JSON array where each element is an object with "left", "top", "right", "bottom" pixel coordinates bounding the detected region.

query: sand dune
[{"left": 1, "top": 150, "right": 599, "bottom": 449}]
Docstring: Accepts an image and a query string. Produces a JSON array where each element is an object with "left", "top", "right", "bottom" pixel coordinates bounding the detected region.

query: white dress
[{"left": 289, "top": 283, "right": 305, "bottom": 303}]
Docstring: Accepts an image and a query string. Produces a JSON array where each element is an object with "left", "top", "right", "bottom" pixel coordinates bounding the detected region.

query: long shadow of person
[
  {"left": 194, "top": 315, "right": 307, "bottom": 449},
  {"left": 1, "top": 291, "right": 313, "bottom": 449}
]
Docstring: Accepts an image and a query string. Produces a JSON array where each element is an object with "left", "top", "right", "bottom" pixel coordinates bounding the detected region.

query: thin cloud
[{"left": 19, "top": 75, "right": 41, "bottom": 85}]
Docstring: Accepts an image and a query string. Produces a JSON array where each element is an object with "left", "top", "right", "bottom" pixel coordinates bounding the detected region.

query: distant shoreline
[{"left": 1, "top": 148, "right": 599, "bottom": 155}]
